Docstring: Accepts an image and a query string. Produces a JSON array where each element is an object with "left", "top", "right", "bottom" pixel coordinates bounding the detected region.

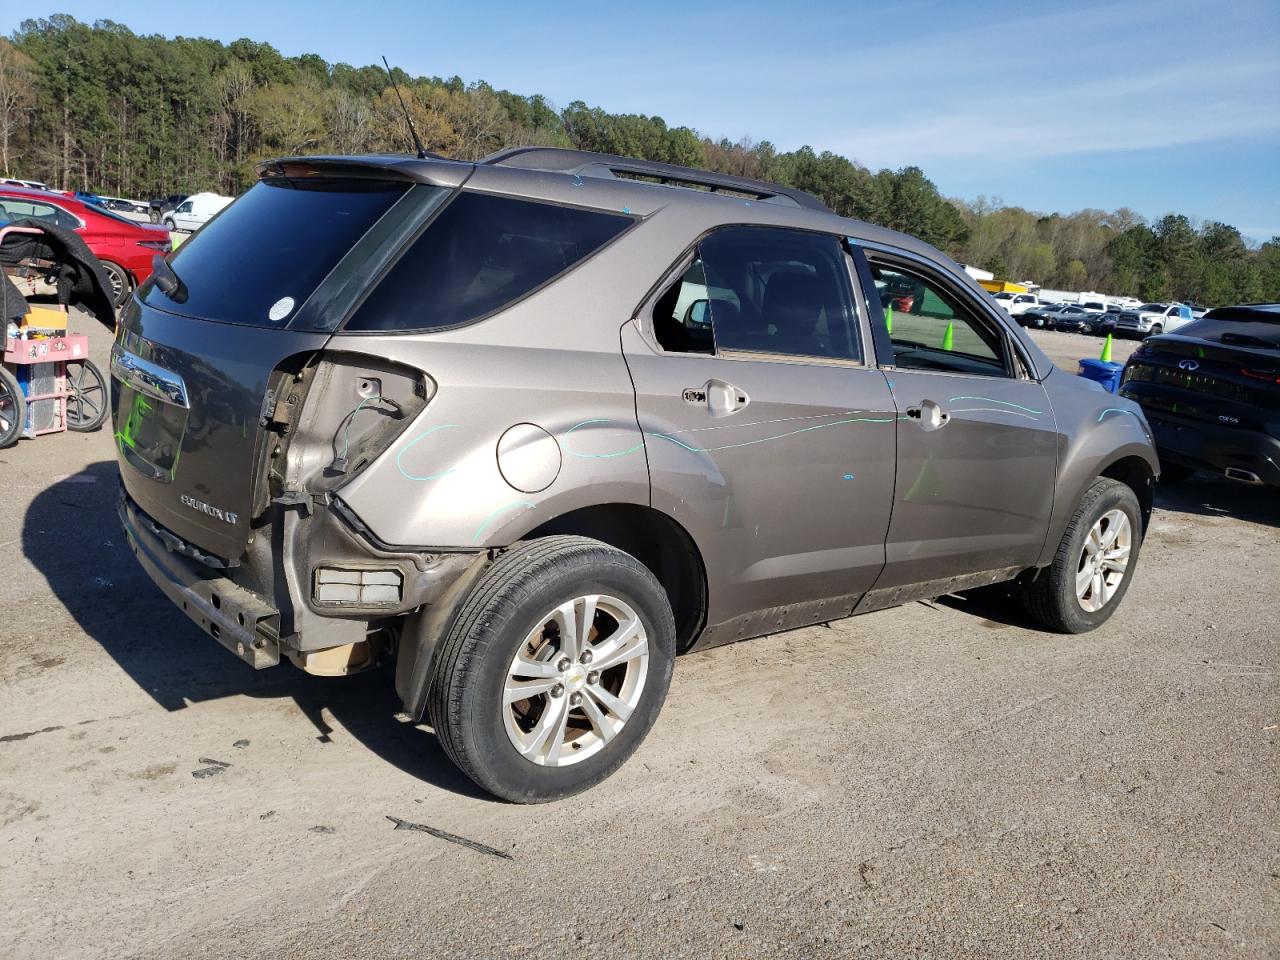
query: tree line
[{"left": 1, "top": 15, "right": 1275, "bottom": 306}]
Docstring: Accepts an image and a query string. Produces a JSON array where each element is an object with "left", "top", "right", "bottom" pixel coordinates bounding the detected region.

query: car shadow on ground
[
  {"left": 927, "top": 472, "right": 1278, "bottom": 629},
  {"left": 1152, "top": 473, "right": 1279, "bottom": 526},
  {"left": 22, "top": 460, "right": 490, "bottom": 801}
]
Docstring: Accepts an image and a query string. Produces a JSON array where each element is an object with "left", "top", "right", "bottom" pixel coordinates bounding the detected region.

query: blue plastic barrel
[{"left": 1077, "top": 358, "right": 1125, "bottom": 394}]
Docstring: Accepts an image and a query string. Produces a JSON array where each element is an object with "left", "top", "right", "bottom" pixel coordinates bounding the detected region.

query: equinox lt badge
[{"left": 180, "top": 494, "right": 238, "bottom": 525}]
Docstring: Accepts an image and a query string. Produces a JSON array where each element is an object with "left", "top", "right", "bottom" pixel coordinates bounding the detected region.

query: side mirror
[{"left": 684, "top": 299, "right": 711, "bottom": 327}]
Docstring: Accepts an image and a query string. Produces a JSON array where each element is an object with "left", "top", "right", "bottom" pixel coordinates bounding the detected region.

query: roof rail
[{"left": 481, "top": 147, "right": 830, "bottom": 213}]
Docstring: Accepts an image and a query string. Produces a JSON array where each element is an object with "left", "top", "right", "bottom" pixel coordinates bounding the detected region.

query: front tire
[
  {"left": 1021, "top": 477, "right": 1143, "bottom": 633},
  {"left": 428, "top": 536, "right": 676, "bottom": 803}
]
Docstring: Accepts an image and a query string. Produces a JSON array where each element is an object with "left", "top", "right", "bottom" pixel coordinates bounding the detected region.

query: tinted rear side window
[
  {"left": 345, "top": 192, "right": 632, "bottom": 332},
  {"left": 142, "top": 178, "right": 409, "bottom": 326}
]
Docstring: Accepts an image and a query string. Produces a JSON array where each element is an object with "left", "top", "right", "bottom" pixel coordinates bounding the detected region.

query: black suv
[{"left": 1120, "top": 303, "right": 1280, "bottom": 487}]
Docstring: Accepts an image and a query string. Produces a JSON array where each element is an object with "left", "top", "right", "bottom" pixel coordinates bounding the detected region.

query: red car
[{"left": 0, "top": 186, "right": 171, "bottom": 308}]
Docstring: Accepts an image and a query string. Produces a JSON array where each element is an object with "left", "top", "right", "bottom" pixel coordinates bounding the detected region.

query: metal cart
[{"left": 1, "top": 223, "right": 108, "bottom": 447}]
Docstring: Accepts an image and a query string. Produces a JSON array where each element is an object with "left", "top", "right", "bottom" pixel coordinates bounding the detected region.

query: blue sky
[{"left": 6, "top": 0, "right": 1278, "bottom": 241}]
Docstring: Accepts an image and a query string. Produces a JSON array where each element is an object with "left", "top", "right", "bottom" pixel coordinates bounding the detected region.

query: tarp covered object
[{"left": 0, "top": 218, "right": 117, "bottom": 328}]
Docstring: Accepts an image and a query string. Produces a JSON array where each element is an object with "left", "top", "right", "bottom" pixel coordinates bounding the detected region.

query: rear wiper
[{"left": 151, "top": 254, "right": 187, "bottom": 303}]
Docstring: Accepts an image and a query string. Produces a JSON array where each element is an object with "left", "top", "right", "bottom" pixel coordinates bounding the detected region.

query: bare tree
[{"left": 0, "top": 39, "right": 36, "bottom": 176}]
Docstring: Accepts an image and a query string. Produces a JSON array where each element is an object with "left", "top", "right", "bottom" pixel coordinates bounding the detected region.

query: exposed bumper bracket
[{"left": 119, "top": 493, "right": 282, "bottom": 669}]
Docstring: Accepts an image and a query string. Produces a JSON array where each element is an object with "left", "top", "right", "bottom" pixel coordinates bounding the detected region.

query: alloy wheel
[
  {"left": 101, "top": 262, "right": 128, "bottom": 306},
  {"left": 1076, "top": 509, "right": 1131, "bottom": 612},
  {"left": 503, "top": 594, "right": 649, "bottom": 767}
]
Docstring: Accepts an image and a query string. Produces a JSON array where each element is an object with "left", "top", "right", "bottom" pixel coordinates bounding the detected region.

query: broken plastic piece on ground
[
  {"left": 386, "top": 815, "right": 514, "bottom": 860},
  {"left": 191, "top": 756, "right": 231, "bottom": 779}
]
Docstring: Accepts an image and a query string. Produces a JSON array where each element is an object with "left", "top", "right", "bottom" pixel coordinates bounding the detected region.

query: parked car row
[
  {"left": 0, "top": 178, "right": 235, "bottom": 233},
  {"left": 0, "top": 184, "right": 170, "bottom": 307},
  {"left": 1010, "top": 297, "right": 1200, "bottom": 339}
]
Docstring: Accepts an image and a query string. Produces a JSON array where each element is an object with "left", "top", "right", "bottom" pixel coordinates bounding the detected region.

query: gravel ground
[{"left": 1, "top": 320, "right": 1275, "bottom": 959}]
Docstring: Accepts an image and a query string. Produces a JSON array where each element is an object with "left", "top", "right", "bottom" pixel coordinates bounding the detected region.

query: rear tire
[
  {"left": 0, "top": 366, "right": 26, "bottom": 448},
  {"left": 1021, "top": 477, "right": 1143, "bottom": 634},
  {"left": 428, "top": 536, "right": 676, "bottom": 803},
  {"left": 100, "top": 260, "right": 131, "bottom": 308}
]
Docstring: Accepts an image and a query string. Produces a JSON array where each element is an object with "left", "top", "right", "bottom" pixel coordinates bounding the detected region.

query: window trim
[
  {"left": 636, "top": 223, "right": 870, "bottom": 369},
  {"left": 851, "top": 240, "right": 1044, "bottom": 381},
  {"left": 334, "top": 187, "right": 641, "bottom": 337}
]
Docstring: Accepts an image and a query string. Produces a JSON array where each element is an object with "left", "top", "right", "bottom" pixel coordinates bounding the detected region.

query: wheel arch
[
  {"left": 522, "top": 503, "right": 708, "bottom": 653},
  {"left": 1097, "top": 454, "right": 1155, "bottom": 533},
  {"left": 395, "top": 502, "right": 709, "bottom": 720}
]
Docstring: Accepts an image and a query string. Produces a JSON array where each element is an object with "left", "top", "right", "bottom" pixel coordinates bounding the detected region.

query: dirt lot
[{"left": 1, "top": 321, "right": 1276, "bottom": 959}]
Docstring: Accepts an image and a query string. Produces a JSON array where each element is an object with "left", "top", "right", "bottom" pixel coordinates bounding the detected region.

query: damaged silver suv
[{"left": 113, "top": 148, "right": 1158, "bottom": 801}]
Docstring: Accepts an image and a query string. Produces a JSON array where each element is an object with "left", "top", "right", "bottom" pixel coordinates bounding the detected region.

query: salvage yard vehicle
[
  {"left": 1120, "top": 302, "right": 1280, "bottom": 487},
  {"left": 1115, "top": 302, "right": 1194, "bottom": 338},
  {"left": 991, "top": 291, "right": 1039, "bottom": 317},
  {"left": 161, "top": 191, "right": 233, "bottom": 233},
  {"left": 148, "top": 193, "right": 187, "bottom": 223},
  {"left": 0, "top": 185, "right": 171, "bottom": 307},
  {"left": 1048, "top": 304, "right": 1097, "bottom": 333},
  {"left": 112, "top": 148, "right": 1159, "bottom": 802}
]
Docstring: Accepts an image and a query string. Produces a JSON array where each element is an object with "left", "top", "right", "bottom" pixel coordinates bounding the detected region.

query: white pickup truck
[
  {"left": 991, "top": 291, "right": 1039, "bottom": 316},
  {"left": 1114, "top": 302, "right": 1195, "bottom": 337}
]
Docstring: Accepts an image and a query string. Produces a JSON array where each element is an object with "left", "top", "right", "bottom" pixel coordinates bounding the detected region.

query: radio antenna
[{"left": 381, "top": 56, "right": 428, "bottom": 159}]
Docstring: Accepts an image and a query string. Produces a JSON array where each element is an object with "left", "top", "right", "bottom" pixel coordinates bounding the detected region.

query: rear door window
[
  {"left": 142, "top": 178, "right": 412, "bottom": 327},
  {"left": 655, "top": 227, "right": 862, "bottom": 362},
  {"left": 345, "top": 192, "right": 633, "bottom": 332}
]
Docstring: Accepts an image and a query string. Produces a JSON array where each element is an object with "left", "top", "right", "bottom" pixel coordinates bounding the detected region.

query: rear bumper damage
[
  {"left": 120, "top": 492, "right": 283, "bottom": 668},
  {"left": 118, "top": 488, "right": 485, "bottom": 676}
]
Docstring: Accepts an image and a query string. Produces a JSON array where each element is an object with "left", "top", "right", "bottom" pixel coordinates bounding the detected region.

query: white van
[{"left": 163, "top": 192, "right": 234, "bottom": 233}]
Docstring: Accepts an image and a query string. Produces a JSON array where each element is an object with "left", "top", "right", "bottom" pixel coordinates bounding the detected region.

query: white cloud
[{"left": 826, "top": 58, "right": 1280, "bottom": 166}]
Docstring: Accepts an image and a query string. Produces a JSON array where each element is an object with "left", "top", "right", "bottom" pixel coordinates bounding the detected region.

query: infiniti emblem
[{"left": 1178, "top": 359, "right": 1199, "bottom": 371}]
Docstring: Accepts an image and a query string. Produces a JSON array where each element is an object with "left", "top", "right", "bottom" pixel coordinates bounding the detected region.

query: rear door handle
[
  {"left": 905, "top": 398, "right": 950, "bottom": 431},
  {"left": 683, "top": 379, "right": 749, "bottom": 418}
]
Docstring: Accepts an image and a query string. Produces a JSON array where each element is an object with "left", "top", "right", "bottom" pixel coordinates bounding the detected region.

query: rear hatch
[
  {"left": 1121, "top": 322, "right": 1280, "bottom": 430},
  {"left": 112, "top": 161, "right": 459, "bottom": 561}
]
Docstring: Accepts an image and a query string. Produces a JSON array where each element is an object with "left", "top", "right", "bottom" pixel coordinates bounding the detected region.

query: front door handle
[
  {"left": 683, "top": 379, "right": 749, "bottom": 418},
  {"left": 905, "top": 398, "right": 950, "bottom": 432}
]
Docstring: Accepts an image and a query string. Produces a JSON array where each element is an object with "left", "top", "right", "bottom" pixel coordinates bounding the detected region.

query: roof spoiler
[
  {"left": 481, "top": 147, "right": 830, "bottom": 213},
  {"left": 254, "top": 155, "right": 473, "bottom": 189}
]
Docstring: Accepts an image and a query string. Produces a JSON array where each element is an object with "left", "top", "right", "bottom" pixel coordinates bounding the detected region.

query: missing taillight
[{"left": 274, "top": 353, "right": 431, "bottom": 500}]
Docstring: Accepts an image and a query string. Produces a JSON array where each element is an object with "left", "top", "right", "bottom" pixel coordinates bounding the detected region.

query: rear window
[
  {"left": 142, "top": 178, "right": 410, "bottom": 326},
  {"left": 344, "top": 192, "right": 633, "bottom": 332},
  {"left": 1176, "top": 316, "right": 1280, "bottom": 349}
]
